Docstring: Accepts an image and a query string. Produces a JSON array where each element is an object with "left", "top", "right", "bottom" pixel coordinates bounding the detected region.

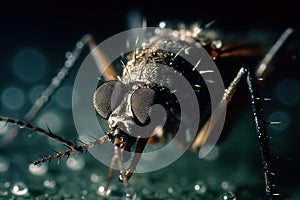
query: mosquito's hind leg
[{"left": 246, "top": 69, "right": 280, "bottom": 198}]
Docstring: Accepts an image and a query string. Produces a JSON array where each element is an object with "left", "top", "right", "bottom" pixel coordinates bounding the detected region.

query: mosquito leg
[
  {"left": 191, "top": 28, "right": 294, "bottom": 152},
  {"left": 0, "top": 34, "right": 92, "bottom": 148},
  {"left": 255, "top": 28, "right": 294, "bottom": 78},
  {"left": 191, "top": 68, "right": 247, "bottom": 151},
  {"left": 104, "top": 151, "right": 118, "bottom": 196},
  {"left": 0, "top": 117, "right": 82, "bottom": 151},
  {"left": 246, "top": 69, "right": 279, "bottom": 199},
  {"left": 33, "top": 135, "right": 109, "bottom": 165},
  {"left": 114, "top": 147, "right": 129, "bottom": 189},
  {"left": 120, "top": 137, "right": 149, "bottom": 181},
  {"left": 0, "top": 34, "right": 120, "bottom": 148},
  {"left": 86, "top": 36, "right": 118, "bottom": 81}
]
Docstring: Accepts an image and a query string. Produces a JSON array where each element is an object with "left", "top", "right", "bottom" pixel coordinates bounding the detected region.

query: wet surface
[{"left": 1, "top": 2, "right": 300, "bottom": 200}]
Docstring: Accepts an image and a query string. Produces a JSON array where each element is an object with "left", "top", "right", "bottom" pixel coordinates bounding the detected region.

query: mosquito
[{"left": 0, "top": 21, "right": 293, "bottom": 199}]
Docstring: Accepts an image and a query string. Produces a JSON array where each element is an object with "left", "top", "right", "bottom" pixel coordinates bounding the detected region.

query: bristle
[{"left": 192, "top": 58, "right": 202, "bottom": 71}]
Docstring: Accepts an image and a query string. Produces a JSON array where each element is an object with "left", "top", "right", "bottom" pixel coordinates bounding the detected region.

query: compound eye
[
  {"left": 131, "top": 87, "right": 156, "bottom": 125},
  {"left": 93, "top": 81, "right": 126, "bottom": 119}
]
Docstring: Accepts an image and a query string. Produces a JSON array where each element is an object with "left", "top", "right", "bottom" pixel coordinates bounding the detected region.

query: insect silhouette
[{"left": 0, "top": 21, "right": 294, "bottom": 199}]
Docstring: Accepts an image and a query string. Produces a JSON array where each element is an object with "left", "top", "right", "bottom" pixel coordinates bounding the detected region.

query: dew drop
[
  {"left": 0, "top": 157, "right": 10, "bottom": 172},
  {"left": 65, "top": 51, "right": 73, "bottom": 59},
  {"left": 0, "top": 190, "right": 8, "bottom": 197},
  {"left": 194, "top": 180, "right": 207, "bottom": 194},
  {"left": 159, "top": 21, "right": 166, "bottom": 28},
  {"left": 97, "top": 185, "right": 111, "bottom": 197},
  {"left": 219, "top": 191, "right": 236, "bottom": 200},
  {"left": 167, "top": 187, "right": 173, "bottom": 194},
  {"left": 11, "top": 181, "right": 28, "bottom": 196},
  {"left": 76, "top": 41, "right": 84, "bottom": 49},
  {"left": 29, "top": 163, "right": 48, "bottom": 175},
  {"left": 90, "top": 173, "right": 103, "bottom": 183},
  {"left": 154, "top": 28, "right": 161, "bottom": 35},
  {"left": 66, "top": 157, "right": 85, "bottom": 171},
  {"left": 43, "top": 179, "right": 56, "bottom": 189},
  {"left": 125, "top": 187, "right": 137, "bottom": 200},
  {"left": 221, "top": 181, "right": 235, "bottom": 191},
  {"left": 4, "top": 182, "right": 10, "bottom": 188}
]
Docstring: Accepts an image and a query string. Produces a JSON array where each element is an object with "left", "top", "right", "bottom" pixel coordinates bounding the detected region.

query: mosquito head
[{"left": 93, "top": 80, "right": 167, "bottom": 136}]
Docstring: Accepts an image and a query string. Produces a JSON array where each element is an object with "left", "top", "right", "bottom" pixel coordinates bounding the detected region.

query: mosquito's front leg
[
  {"left": 0, "top": 34, "right": 119, "bottom": 148},
  {"left": 119, "top": 137, "right": 149, "bottom": 182}
]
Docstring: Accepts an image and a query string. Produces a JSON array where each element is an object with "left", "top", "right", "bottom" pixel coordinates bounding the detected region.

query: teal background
[{"left": 0, "top": 1, "right": 299, "bottom": 199}]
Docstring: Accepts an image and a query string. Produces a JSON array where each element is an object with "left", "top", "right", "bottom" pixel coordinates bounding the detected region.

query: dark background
[{"left": 0, "top": 0, "right": 299, "bottom": 199}]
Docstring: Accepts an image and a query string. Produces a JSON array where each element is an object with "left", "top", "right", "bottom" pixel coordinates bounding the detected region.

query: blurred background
[{"left": 0, "top": 0, "right": 299, "bottom": 199}]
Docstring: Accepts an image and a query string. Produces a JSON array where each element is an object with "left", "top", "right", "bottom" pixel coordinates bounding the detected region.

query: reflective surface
[{"left": 0, "top": 2, "right": 299, "bottom": 199}]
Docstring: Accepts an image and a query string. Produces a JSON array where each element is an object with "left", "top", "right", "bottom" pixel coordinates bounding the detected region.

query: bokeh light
[
  {"left": 267, "top": 110, "right": 290, "bottom": 132},
  {"left": 12, "top": 48, "right": 48, "bottom": 83},
  {"left": 1, "top": 86, "right": 25, "bottom": 110},
  {"left": 36, "top": 112, "right": 63, "bottom": 133},
  {"left": 55, "top": 85, "right": 73, "bottom": 109},
  {"left": 275, "top": 78, "right": 300, "bottom": 106}
]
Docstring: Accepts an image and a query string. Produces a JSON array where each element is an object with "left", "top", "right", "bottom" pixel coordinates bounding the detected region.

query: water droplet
[
  {"left": 125, "top": 187, "right": 137, "bottom": 200},
  {"left": 63, "top": 193, "right": 72, "bottom": 198},
  {"left": 97, "top": 185, "right": 111, "bottom": 197},
  {"left": 65, "top": 51, "right": 73, "bottom": 59},
  {"left": 0, "top": 157, "right": 10, "bottom": 172},
  {"left": 221, "top": 181, "right": 235, "bottom": 191},
  {"left": 82, "top": 190, "right": 87, "bottom": 195},
  {"left": 159, "top": 21, "right": 166, "bottom": 28},
  {"left": 90, "top": 173, "right": 103, "bottom": 183},
  {"left": 65, "top": 60, "right": 73, "bottom": 67},
  {"left": 219, "top": 191, "right": 236, "bottom": 200},
  {"left": 81, "top": 190, "right": 88, "bottom": 199},
  {"left": 11, "top": 181, "right": 28, "bottom": 196},
  {"left": 29, "top": 163, "right": 48, "bottom": 175},
  {"left": 167, "top": 187, "right": 173, "bottom": 194},
  {"left": 194, "top": 180, "right": 207, "bottom": 194},
  {"left": 43, "top": 179, "right": 56, "bottom": 189},
  {"left": 4, "top": 182, "right": 10, "bottom": 188},
  {"left": 154, "top": 28, "right": 161, "bottom": 35},
  {"left": 0, "top": 190, "right": 8, "bottom": 197},
  {"left": 66, "top": 157, "right": 85, "bottom": 171},
  {"left": 76, "top": 41, "right": 84, "bottom": 49}
]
